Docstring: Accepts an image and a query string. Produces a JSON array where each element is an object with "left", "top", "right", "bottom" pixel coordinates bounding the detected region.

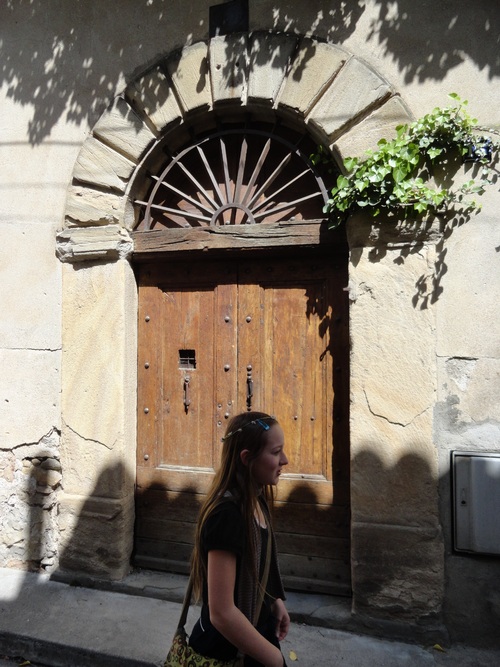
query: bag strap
[
  {"left": 252, "top": 512, "right": 273, "bottom": 625},
  {"left": 177, "top": 575, "right": 193, "bottom": 630}
]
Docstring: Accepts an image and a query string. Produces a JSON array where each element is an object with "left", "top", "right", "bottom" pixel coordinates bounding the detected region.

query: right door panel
[{"left": 239, "top": 257, "right": 350, "bottom": 594}]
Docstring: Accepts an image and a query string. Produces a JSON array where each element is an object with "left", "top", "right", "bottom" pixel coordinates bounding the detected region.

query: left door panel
[{"left": 135, "top": 261, "right": 238, "bottom": 572}]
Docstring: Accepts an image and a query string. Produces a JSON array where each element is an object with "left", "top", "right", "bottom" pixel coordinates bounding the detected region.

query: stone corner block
[
  {"left": 247, "top": 32, "right": 298, "bottom": 106},
  {"left": 278, "top": 39, "right": 348, "bottom": 117},
  {"left": 166, "top": 41, "right": 212, "bottom": 114},
  {"left": 346, "top": 212, "right": 444, "bottom": 249},
  {"left": 92, "top": 96, "right": 156, "bottom": 162},
  {"left": 56, "top": 224, "right": 133, "bottom": 263},
  {"left": 64, "top": 185, "right": 124, "bottom": 228},
  {"left": 73, "top": 136, "right": 136, "bottom": 193},
  {"left": 308, "top": 57, "right": 392, "bottom": 142},
  {"left": 209, "top": 33, "right": 249, "bottom": 106},
  {"left": 125, "top": 66, "right": 183, "bottom": 132}
]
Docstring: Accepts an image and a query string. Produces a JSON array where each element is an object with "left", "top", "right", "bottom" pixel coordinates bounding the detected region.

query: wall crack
[
  {"left": 364, "top": 390, "right": 430, "bottom": 427},
  {"left": 64, "top": 421, "right": 115, "bottom": 451}
]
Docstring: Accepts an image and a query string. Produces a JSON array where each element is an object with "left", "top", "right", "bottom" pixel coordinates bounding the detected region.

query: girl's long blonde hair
[{"left": 190, "top": 412, "right": 278, "bottom": 601}]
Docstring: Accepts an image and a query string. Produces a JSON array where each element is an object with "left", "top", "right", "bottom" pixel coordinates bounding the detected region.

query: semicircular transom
[{"left": 134, "top": 122, "right": 330, "bottom": 230}]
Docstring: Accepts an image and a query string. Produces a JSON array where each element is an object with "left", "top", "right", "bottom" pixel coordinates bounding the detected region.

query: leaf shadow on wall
[{"left": 2, "top": 0, "right": 498, "bottom": 145}]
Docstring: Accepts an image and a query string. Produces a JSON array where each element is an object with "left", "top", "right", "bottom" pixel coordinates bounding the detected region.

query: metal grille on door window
[{"left": 179, "top": 349, "right": 196, "bottom": 370}]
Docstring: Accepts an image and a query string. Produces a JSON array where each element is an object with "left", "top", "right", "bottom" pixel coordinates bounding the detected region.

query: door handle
[
  {"left": 183, "top": 375, "right": 191, "bottom": 413},
  {"left": 246, "top": 365, "right": 253, "bottom": 411}
]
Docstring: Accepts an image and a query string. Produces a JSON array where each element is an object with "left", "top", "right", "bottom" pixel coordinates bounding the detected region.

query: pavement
[{"left": 0, "top": 567, "right": 499, "bottom": 667}]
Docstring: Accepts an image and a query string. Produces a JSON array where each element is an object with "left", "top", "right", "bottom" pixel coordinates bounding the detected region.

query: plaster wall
[
  {"left": 1, "top": 0, "right": 499, "bottom": 644},
  {"left": 434, "top": 183, "right": 500, "bottom": 644}
]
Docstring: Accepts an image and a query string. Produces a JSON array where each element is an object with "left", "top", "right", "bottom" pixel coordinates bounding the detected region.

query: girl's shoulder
[
  {"left": 210, "top": 495, "right": 243, "bottom": 521},
  {"left": 203, "top": 496, "right": 245, "bottom": 554}
]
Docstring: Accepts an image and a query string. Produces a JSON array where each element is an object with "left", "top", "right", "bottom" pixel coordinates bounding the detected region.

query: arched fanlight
[{"left": 135, "top": 125, "right": 331, "bottom": 230}]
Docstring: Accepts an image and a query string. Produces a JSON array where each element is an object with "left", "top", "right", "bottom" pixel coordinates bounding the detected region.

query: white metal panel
[{"left": 453, "top": 451, "right": 500, "bottom": 555}]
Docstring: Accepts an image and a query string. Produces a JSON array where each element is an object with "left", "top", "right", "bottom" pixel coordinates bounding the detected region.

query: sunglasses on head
[{"left": 221, "top": 416, "right": 274, "bottom": 442}]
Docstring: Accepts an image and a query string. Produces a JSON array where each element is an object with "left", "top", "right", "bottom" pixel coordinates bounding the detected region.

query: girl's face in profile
[{"left": 252, "top": 424, "right": 288, "bottom": 486}]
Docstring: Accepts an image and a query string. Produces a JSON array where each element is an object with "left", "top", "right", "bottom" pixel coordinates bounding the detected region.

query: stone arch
[
  {"left": 56, "top": 32, "right": 412, "bottom": 260},
  {"left": 55, "top": 32, "right": 416, "bottom": 583}
]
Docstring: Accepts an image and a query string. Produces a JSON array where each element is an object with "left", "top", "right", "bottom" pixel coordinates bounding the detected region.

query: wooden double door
[{"left": 134, "top": 254, "right": 350, "bottom": 595}]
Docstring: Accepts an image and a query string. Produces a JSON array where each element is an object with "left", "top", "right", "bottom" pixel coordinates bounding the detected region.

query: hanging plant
[{"left": 312, "top": 94, "right": 499, "bottom": 228}]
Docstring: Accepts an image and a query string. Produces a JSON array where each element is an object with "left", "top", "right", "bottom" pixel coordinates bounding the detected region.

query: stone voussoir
[
  {"left": 64, "top": 185, "right": 123, "bottom": 227},
  {"left": 308, "top": 56, "right": 393, "bottom": 142},
  {"left": 333, "top": 95, "right": 413, "bottom": 160},
  {"left": 247, "top": 31, "right": 298, "bottom": 106},
  {"left": 166, "top": 41, "right": 212, "bottom": 114},
  {"left": 125, "top": 65, "right": 183, "bottom": 133},
  {"left": 209, "top": 33, "right": 249, "bottom": 105},
  {"left": 92, "top": 96, "right": 157, "bottom": 163},
  {"left": 278, "top": 38, "right": 348, "bottom": 117},
  {"left": 72, "top": 135, "right": 136, "bottom": 193}
]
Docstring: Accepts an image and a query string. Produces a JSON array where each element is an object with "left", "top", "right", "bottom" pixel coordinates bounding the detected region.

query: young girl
[{"left": 189, "top": 412, "right": 290, "bottom": 667}]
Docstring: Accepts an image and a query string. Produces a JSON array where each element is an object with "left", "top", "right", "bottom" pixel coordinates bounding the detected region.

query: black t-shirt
[{"left": 189, "top": 500, "right": 279, "bottom": 663}]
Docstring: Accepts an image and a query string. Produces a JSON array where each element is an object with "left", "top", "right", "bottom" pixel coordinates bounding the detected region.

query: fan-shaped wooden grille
[{"left": 135, "top": 127, "right": 329, "bottom": 230}]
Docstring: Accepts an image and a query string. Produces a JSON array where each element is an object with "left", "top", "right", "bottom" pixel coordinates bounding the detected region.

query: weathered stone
[
  {"left": 72, "top": 136, "right": 136, "bottom": 192},
  {"left": 61, "top": 259, "right": 137, "bottom": 498},
  {"left": 0, "top": 448, "right": 61, "bottom": 572},
  {"left": 442, "top": 357, "right": 500, "bottom": 424},
  {"left": 278, "top": 39, "right": 347, "bottom": 116},
  {"left": 58, "top": 492, "right": 134, "bottom": 580},
  {"left": 334, "top": 95, "right": 413, "bottom": 160},
  {"left": 33, "top": 467, "right": 62, "bottom": 488},
  {"left": 92, "top": 96, "right": 156, "bottom": 162},
  {"left": 248, "top": 32, "right": 297, "bottom": 106},
  {"left": 56, "top": 225, "right": 133, "bottom": 263},
  {"left": 40, "top": 457, "right": 62, "bottom": 471},
  {"left": 125, "top": 66, "right": 182, "bottom": 132},
  {"left": 60, "top": 430, "right": 133, "bottom": 499},
  {"left": 308, "top": 57, "right": 392, "bottom": 141},
  {"left": 39, "top": 457, "right": 62, "bottom": 471},
  {"left": 166, "top": 42, "right": 212, "bottom": 114},
  {"left": 349, "top": 246, "right": 436, "bottom": 427},
  {"left": 346, "top": 212, "right": 444, "bottom": 249},
  {"left": 350, "top": 412, "right": 439, "bottom": 527},
  {"left": 0, "top": 452, "right": 16, "bottom": 483},
  {"left": 209, "top": 34, "right": 248, "bottom": 105},
  {"left": 65, "top": 185, "right": 123, "bottom": 227},
  {"left": 351, "top": 522, "right": 444, "bottom": 621}
]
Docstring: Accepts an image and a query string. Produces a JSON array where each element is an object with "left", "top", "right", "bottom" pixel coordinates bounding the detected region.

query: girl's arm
[
  {"left": 207, "top": 549, "right": 284, "bottom": 667},
  {"left": 271, "top": 598, "right": 290, "bottom": 641}
]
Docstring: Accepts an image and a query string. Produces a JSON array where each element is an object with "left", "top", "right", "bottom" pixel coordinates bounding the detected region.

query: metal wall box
[{"left": 452, "top": 451, "right": 500, "bottom": 555}]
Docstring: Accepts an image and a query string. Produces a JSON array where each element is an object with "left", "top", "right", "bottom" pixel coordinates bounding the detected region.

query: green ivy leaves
[{"left": 314, "top": 94, "right": 498, "bottom": 227}]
